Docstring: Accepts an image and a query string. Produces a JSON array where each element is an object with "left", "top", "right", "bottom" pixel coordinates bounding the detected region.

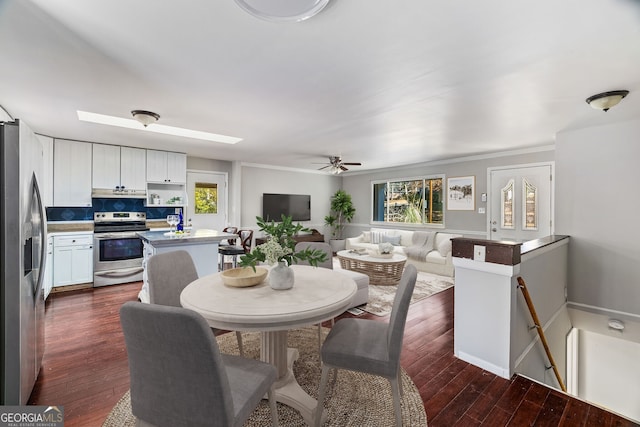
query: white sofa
[{"left": 345, "top": 227, "right": 462, "bottom": 277}]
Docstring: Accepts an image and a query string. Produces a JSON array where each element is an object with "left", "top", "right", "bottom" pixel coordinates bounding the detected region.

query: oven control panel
[{"left": 94, "top": 211, "right": 146, "bottom": 222}]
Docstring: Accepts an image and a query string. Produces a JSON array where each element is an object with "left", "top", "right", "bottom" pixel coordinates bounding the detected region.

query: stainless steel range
[{"left": 93, "top": 211, "right": 148, "bottom": 287}]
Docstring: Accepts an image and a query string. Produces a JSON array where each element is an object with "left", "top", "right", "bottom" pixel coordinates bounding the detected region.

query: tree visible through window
[
  {"left": 372, "top": 176, "right": 444, "bottom": 225},
  {"left": 194, "top": 182, "right": 218, "bottom": 214}
]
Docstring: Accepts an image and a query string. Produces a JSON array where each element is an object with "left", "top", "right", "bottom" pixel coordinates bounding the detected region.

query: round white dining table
[{"left": 180, "top": 264, "right": 357, "bottom": 426}]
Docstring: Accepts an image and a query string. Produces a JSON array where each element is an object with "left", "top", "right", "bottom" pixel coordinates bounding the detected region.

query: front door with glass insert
[{"left": 488, "top": 164, "right": 553, "bottom": 242}]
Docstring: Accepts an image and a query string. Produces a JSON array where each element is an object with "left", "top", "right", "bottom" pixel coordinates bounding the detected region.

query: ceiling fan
[{"left": 316, "top": 156, "right": 362, "bottom": 174}]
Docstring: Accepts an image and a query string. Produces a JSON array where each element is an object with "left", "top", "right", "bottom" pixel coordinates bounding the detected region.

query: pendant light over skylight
[
  {"left": 77, "top": 110, "right": 242, "bottom": 144},
  {"left": 131, "top": 110, "right": 160, "bottom": 127}
]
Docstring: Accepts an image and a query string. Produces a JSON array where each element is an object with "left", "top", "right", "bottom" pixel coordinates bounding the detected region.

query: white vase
[{"left": 269, "top": 261, "right": 294, "bottom": 290}]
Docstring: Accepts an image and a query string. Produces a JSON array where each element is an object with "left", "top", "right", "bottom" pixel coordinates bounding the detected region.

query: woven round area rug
[{"left": 103, "top": 326, "right": 427, "bottom": 426}]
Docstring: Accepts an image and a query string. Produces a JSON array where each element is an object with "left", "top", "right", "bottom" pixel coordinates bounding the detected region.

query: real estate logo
[{"left": 0, "top": 406, "right": 63, "bottom": 427}]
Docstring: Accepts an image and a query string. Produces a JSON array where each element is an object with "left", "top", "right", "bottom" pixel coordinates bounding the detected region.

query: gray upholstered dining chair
[
  {"left": 147, "top": 250, "right": 244, "bottom": 356},
  {"left": 120, "top": 301, "right": 279, "bottom": 427},
  {"left": 314, "top": 264, "right": 418, "bottom": 427},
  {"left": 293, "top": 242, "right": 370, "bottom": 350}
]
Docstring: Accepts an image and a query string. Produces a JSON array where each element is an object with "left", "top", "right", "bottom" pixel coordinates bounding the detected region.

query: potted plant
[
  {"left": 240, "top": 215, "right": 327, "bottom": 289},
  {"left": 324, "top": 189, "right": 356, "bottom": 253}
]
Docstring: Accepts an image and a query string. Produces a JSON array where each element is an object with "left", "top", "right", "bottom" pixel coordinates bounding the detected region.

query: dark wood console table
[{"left": 255, "top": 229, "right": 325, "bottom": 246}]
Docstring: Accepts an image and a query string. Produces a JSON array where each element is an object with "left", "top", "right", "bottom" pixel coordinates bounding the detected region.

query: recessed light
[{"left": 77, "top": 111, "right": 242, "bottom": 144}]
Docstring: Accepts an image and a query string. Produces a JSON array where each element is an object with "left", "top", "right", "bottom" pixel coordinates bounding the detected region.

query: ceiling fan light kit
[
  {"left": 317, "top": 155, "right": 362, "bottom": 174},
  {"left": 131, "top": 110, "right": 160, "bottom": 127},
  {"left": 585, "top": 90, "right": 629, "bottom": 112}
]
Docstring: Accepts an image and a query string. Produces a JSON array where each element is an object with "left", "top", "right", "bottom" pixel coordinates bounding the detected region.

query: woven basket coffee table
[{"left": 337, "top": 250, "right": 407, "bottom": 285}]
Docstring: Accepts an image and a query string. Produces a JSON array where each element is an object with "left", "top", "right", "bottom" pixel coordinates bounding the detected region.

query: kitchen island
[{"left": 136, "top": 229, "right": 237, "bottom": 303}]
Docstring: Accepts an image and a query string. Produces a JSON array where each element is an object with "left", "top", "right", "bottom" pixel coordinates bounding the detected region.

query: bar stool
[
  {"left": 218, "top": 229, "right": 253, "bottom": 271},
  {"left": 218, "top": 226, "right": 238, "bottom": 271}
]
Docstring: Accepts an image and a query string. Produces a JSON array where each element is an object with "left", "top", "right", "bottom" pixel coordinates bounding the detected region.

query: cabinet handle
[{"left": 72, "top": 239, "right": 76, "bottom": 243}]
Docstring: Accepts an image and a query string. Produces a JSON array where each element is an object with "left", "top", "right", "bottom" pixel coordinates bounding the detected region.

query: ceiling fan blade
[
  {"left": 340, "top": 165, "right": 349, "bottom": 171},
  {"left": 341, "top": 162, "right": 362, "bottom": 166},
  {"left": 317, "top": 165, "right": 330, "bottom": 170}
]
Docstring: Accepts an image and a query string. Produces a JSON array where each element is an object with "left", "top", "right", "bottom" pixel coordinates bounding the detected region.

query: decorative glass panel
[
  {"left": 501, "top": 179, "right": 514, "bottom": 229},
  {"left": 523, "top": 178, "right": 537, "bottom": 230},
  {"left": 194, "top": 182, "right": 217, "bottom": 214}
]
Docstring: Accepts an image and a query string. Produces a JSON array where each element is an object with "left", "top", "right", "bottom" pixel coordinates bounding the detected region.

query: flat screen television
[{"left": 262, "top": 193, "right": 311, "bottom": 222}]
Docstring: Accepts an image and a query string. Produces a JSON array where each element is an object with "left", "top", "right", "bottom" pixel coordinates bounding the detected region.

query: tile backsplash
[{"left": 47, "top": 198, "right": 183, "bottom": 222}]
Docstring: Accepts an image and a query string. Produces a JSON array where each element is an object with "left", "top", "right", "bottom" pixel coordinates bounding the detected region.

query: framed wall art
[{"left": 447, "top": 176, "right": 475, "bottom": 211}]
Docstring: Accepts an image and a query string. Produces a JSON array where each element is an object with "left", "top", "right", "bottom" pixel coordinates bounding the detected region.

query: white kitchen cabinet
[
  {"left": 93, "top": 144, "right": 146, "bottom": 191},
  {"left": 53, "top": 139, "right": 92, "bottom": 206},
  {"left": 120, "top": 146, "right": 147, "bottom": 190},
  {"left": 146, "top": 150, "right": 186, "bottom": 183},
  {"left": 53, "top": 234, "right": 93, "bottom": 287},
  {"left": 44, "top": 236, "right": 53, "bottom": 299},
  {"left": 38, "top": 135, "right": 54, "bottom": 207},
  {"left": 92, "top": 144, "right": 120, "bottom": 189}
]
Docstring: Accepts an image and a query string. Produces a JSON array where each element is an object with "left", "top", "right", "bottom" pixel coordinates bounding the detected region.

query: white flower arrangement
[
  {"left": 258, "top": 237, "right": 293, "bottom": 265},
  {"left": 378, "top": 242, "right": 394, "bottom": 254}
]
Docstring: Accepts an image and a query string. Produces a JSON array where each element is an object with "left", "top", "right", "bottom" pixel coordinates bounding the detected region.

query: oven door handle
[
  {"left": 94, "top": 232, "right": 139, "bottom": 239},
  {"left": 93, "top": 267, "right": 144, "bottom": 278}
]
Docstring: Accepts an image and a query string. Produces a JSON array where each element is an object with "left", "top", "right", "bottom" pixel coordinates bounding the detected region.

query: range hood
[{"left": 92, "top": 188, "right": 147, "bottom": 199}]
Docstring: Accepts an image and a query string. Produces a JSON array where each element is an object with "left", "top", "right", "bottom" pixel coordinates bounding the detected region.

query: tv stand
[{"left": 255, "top": 229, "right": 325, "bottom": 246}]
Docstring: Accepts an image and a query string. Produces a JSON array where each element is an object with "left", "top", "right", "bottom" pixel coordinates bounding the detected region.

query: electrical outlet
[
  {"left": 478, "top": 207, "right": 486, "bottom": 214},
  {"left": 474, "top": 245, "right": 486, "bottom": 262}
]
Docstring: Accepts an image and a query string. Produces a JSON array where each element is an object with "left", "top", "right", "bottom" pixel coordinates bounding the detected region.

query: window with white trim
[{"left": 372, "top": 176, "right": 444, "bottom": 225}]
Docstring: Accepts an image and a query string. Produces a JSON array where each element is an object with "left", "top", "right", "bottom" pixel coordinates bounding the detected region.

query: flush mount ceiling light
[
  {"left": 131, "top": 110, "right": 160, "bottom": 127},
  {"left": 585, "top": 90, "right": 629, "bottom": 112},
  {"left": 234, "top": 0, "right": 330, "bottom": 22},
  {"left": 608, "top": 319, "right": 625, "bottom": 331},
  {"left": 77, "top": 111, "right": 242, "bottom": 144}
]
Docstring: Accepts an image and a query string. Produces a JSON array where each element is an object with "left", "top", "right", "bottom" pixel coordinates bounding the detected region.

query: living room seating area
[{"left": 346, "top": 228, "right": 461, "bottom": 277}]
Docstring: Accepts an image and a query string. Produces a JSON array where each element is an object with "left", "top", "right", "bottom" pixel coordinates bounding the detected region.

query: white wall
[
  {"left": 574, "top": 328, "right": 640, "bottom": 423},
  {"left": 512, "top": 241, "right": 571, "bottom": 389},
  {"left": 240, "top": 165, "right": 341, "bottom": 233},
  {"left": 556, "top": 118, "right": 640, "bottom": 317}
]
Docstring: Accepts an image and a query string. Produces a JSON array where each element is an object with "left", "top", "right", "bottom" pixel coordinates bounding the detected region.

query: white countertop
[{"left": 136, "top": 229, "right": 236, "bottom": 246}]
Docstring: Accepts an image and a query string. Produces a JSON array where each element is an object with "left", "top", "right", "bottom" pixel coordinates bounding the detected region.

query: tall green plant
[{"left": 324, "top": 189, "right": 355, "bottom": 239}]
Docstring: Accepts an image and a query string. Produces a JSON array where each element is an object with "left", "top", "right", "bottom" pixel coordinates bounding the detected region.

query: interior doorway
[
  {"left": 487, "top": 163, "right": 554, "bottom": 241},
  {"left": 186, "top": 171, "right": 227, "bottom": 231}
]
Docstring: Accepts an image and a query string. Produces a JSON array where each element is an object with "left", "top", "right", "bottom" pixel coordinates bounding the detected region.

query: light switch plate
[{"left": 474, "top": 245, "right": 486, "bottom": 262}]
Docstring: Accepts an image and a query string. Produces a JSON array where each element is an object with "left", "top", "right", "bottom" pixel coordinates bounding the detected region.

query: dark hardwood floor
[{"left": 30, "top": 281, "right": 637, "bottom": 427}]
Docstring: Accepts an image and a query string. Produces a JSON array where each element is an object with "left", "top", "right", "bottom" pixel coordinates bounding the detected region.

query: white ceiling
[{"left": 1, "top": 0, "right": 640, "bottom": 173}]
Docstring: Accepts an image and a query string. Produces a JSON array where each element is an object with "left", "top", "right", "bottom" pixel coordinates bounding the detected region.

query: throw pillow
[
  {"left": 382, "top": 234, "right": 402, "bottom": 246},
  {"left": 362, "top": 231, "right": 371, "bottom": 243},
  {"left": 371, "top": 230, "right": 387, "bottom": 244},
  {"left": 437, "top": 238, "right": 452, "bottom": 255}
]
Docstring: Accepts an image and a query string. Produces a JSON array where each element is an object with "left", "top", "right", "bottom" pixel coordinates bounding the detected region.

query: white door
[
  {"left": 186, "top": 171, "right": 227, "bottom": 231},
  {"left": 488, "top": 163, "right": 553, "bottom": 241}
]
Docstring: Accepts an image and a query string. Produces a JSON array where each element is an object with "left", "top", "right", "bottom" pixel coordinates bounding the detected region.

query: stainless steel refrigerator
[{"left": 1, "top": 119, "right": 47, "bottom": 405}]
